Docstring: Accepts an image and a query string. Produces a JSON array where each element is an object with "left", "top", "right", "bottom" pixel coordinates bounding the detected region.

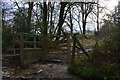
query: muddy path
[
  {"left": 2, "top": 54, "right": 80, "bottom": 79},
  {"left": 2, "top": 48, "right": 93, "bottom": 79}
]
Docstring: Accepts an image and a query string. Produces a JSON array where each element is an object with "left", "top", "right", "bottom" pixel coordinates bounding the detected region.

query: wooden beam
[
  {"left": 20, "top": 32, "right": 24, "bottom": 65},
  {"left": 67, "top": 34, "right": 71, "bottom": 63},
  {"left": 75, "top": 38, "right": 89, "bottom": 58}
]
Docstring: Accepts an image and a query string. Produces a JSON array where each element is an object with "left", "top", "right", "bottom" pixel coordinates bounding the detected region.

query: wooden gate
[
  {"left": 14, "top": 33, "right": 43, "bottom": 65},
  {"left": 4, "top": 33, "right": 70, "bottom": 65},
  {"left": 4, "top": 32, "right": 89, "bottom": 65}
]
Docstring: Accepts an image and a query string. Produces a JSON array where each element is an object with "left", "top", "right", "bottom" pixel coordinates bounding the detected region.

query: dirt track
[{"left": 2, "top": 54, "right": 80, "bottom": 79}]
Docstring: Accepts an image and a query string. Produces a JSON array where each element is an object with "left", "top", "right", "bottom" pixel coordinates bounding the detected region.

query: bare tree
[
  {"left": 72, "top": 4, "right": 83, "bottom": 34},
  {"left": 57, "top": 2, "right": 69, "bottom": 36},
  {"left": 15, "top": 2, "right": 34, "bottom": 33},
  {"left": 77, "top": 2, "right": 93, "bottom": 35}
]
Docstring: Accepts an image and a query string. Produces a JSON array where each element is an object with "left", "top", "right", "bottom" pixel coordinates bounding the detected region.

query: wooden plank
[
  {"left": 49, "top": 35, "right": 65, "bottom": 37},
  {"left": 7, "top": 48, "right": 20, "bottom": 51},
  {"left": 23, "top": 33, "right": 43, "bottom": 37},
  {"left": 24, "top": 41, "right": 41, "bottom": 43},
  {"left": 2, "top": 54, "right": 20, "bottom": 57},
  {"left": 24, "top": 48, "right": 42, "bottom": 50},
  {"left": 76, "top": 38, "right": 89, "bottom": 58},
  {"left": 7, "top": 48, "right": 42, "bottom": 51}
]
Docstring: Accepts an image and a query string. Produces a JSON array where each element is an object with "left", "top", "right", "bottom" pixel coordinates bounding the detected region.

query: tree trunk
[
  {"left": 57, "top": 2, "right": 68, "bottom": 36},
  {"left": 2, "top": 9, "right": 5, "bottom": 31},
  {"left": 83, "top": 21, "right": 86, "bottom": 35},
  {"left": 27, "top": 2, "right": 34, "bottom": 33},
  {"left": 50, "top": 3, "right": 54, "bottom": 35},
  {"left": 70, "top": 9, "right": 73, "bottom": 35},
  {"left": 43, "top": 2, "right": 47, "bottom": 36},
  {"left": 81, "top": 3, "right": 93, "bottom": 35}
]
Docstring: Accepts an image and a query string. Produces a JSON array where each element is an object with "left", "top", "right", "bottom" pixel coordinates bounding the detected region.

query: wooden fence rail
[
  {"left": 4, "top": 32, "right": 88, "bottom": 66},
  {"left": 5, "top": 33, "right": 70, "bottom": 65},
  {"left": 18, "top": 33, "right": 43, "bottom": 65},
  {"left": 69, "top": 33, "right": 89, "bottom": 65},
  {"left": 73, "top": 33, "right": 89, "bottom": 57}
]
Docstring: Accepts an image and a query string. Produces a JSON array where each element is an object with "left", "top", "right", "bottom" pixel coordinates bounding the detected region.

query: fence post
[
  {"left": 34, "top": 35, "right": 36, "bottom": 48},
  {"left": 20, "top": 32, "right": 24, "bottom": 65},
  {"left": 13, "top": 34, "right": 15, "bottom": 55},
  {"left": 67, "top": 33, "right": 71, "bottom": 63},
  {"left": 71, "top": 34, "right": 76, "bottom": 64},
  {"left": 41, "top": 35, "right": 46, "bottom": 60},
  {"left": 77, "top": 43, "right": 80, "bottom": 57}
]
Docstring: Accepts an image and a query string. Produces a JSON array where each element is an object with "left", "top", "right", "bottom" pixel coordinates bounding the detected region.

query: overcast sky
[
  {"left": 88, "top": 0, "right": 118, "bottom": 31},
  {"left": 2, "top": 0, "right": 119, "bottom": 32},
  {"left": 74, "top": 0, "right": 119, "bottom": 32}
]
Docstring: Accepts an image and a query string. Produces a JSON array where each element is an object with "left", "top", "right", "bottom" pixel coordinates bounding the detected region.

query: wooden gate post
[
  {"left": 33, "top": 35, "right": 36, "bottom": 48},
  {"left": 77, "top": 43, "right": 80, "bottom": 57},
  {"left": 20, "top": 32, "right": 24, "bottom": 65},
  {"left": 71, "top": 34, "right": 76, "bottom": 64},
  {"left": 41, "top": 36, "right": 46, "bottom": 60},
  {"left": 13, "top": 34, "right": 15, "bottom": 55},
  {"left": 67, "top": 33, "right": 71, "bottom": 63}
]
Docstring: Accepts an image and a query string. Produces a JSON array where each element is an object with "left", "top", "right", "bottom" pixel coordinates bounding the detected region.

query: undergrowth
[{"left": 68, "top": 31, "right": 120, "bottom": 79}]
